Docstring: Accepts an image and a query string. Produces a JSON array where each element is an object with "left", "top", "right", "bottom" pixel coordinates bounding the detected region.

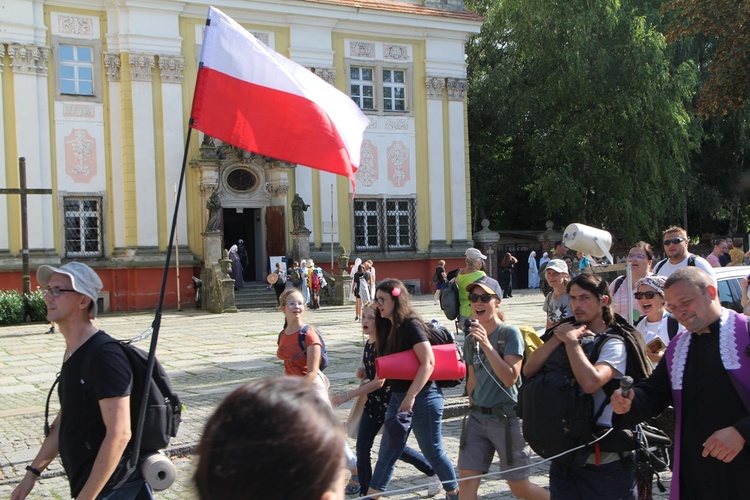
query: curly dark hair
[{"left": 567, "top": 273, "right": 614, "bottom": 325}]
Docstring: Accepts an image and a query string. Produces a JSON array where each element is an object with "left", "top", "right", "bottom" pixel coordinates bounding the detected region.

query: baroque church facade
[{"left": 0, "top": 0, "right": 482, "bottom": 311}]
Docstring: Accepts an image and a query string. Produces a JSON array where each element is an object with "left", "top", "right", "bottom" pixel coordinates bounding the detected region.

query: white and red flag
[{"left": 190, "top": 7, "right": 370, "bottom": 185}]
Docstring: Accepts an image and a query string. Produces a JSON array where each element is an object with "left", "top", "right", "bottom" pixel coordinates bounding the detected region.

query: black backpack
[
  {"left": 424, "top": 320, "right": 465, "bottom": 388},
  {"left": 45, "top": 332, "right": 182, "bottom": 489},
  {"left": 518, "top": 315, "right": 655, "bottom": 469},
  {"left": 277, "top": 325, "right": 329, "bottom": 370},
  {"left": 439, "top": 278, "right": 460, "bottom": 321},
  {"left": 634, "top": 313, "right": 681, "bottom": 340},
  {"left": 653, "top": 254, "right": 696, "bottom": 274},
  {"left": 45, "top": 332, "right": 182, "bottom": 452}
]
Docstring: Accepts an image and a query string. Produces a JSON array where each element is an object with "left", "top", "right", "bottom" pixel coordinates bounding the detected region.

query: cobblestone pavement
[{"left": 0, "top": 288, "right": 671, "bottom": 498}]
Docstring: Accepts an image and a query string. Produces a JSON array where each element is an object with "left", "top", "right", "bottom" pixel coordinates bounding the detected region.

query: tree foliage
[
  {"left": 466, "top": 0, "right": 699, "bottom": 241},
  {"left": 662, "top": 0, "right": 750, "bottom": 116}
]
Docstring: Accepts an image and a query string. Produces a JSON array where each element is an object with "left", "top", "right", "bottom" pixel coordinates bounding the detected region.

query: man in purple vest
[{"left": 612, "top": 267, "right": 750, "bottom": 499}]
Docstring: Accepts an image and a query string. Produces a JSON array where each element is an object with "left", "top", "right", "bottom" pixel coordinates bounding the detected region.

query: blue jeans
[
  {"left": 549, "top": 456, "right": 636, "bottom": 499},
  {"left": 357, "top": 405, "right": 435, "bottom": 493},
  {"left": 369, "top": 383, "right": 457, "bottom": 492}
]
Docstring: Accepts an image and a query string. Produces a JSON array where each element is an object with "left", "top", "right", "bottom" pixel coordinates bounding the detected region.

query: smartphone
[{"left": 647, "top": 337, "right": 667, "bottom": 354}]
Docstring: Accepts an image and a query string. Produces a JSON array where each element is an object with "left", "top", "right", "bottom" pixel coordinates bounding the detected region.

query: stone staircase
[{"left": 234, "top": 281, "right": 279, "bottom": 309}]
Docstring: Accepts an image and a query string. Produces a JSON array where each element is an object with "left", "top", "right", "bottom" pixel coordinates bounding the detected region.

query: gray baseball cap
[{"left": 37, "top": 262, "right": 103, "bottom": 318}]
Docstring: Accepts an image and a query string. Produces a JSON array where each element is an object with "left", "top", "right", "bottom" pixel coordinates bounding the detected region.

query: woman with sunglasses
[
  {"left": 367, "top": 279, "right": 459, "bottom": 500},
  {"left": 609, "top": 241, "right": 652, "bottom": 322},
  {"left": 459, "top": 277, "right": 550, "bottom": 500},
  {"left": 633, "top": 275, "right": 672, "bottom": 362}
]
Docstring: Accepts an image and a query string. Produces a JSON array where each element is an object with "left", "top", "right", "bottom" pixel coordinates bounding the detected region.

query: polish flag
[{"left": 190, "top": 7, "right": 370, "bottom": 185}]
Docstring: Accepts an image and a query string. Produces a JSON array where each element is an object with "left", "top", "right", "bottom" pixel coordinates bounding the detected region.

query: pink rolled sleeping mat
[{"left": 375, "top": 344, "right": 466, "bottom": 381}]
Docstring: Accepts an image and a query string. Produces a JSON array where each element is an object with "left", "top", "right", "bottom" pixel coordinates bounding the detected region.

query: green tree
[
  {"left": 663, "top": 0, "right": 750, "bottom": 116},
  {"left": 467, "top": 0, "right": 699, "bottom": 241}
]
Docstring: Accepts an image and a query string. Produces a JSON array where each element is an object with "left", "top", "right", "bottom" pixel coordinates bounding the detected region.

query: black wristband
[{"left": 25, "top": 465, "right": 42, "bottom": 477}]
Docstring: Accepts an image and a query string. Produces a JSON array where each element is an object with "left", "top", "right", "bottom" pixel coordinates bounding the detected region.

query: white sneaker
[{"left": 426, "top": 475, "right": 442, "bottom": 497}]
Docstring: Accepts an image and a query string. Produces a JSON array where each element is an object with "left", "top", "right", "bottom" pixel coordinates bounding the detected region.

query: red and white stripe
[{"left": 190, "top": 7, "right": 370, "bottom": 182}]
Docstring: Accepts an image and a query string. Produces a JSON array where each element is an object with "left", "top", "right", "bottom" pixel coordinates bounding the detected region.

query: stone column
[{"left": 473, "top": 219, "right": 500, "bottom": 280}]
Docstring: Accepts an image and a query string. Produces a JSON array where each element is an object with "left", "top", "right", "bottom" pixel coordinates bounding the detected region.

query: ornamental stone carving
[
  {"left": 349, "top": 41, "right": 375, "bottom": 59},
  {"left": 250, "top": 32, "right": 270, "bottom": 46},
  {"left": 383, "top": 44, "right": 409, "bottom": 61},
  {"left": 425, "top": 76, "right": 445, "bottom": 100},
  {"left": 446, "top": 78, "right": 469, "bottom": 101},
  {"left": 313, "top": 67, "right": 336, "bottom": 85},
  {"left": 57, "top": 15, "right": 95, "bottom": 37},
  {"left": 8, "top": 44, "right": 50, "bottom": 75},
  {"left": 129, "top": 54, "right": 155, "bottom": 82},
  {"left": 104, "top": 53, "right": 121, "bottom": 82},
  {"left": 158, "top": 55, "right": 185, "bottom": 83}
]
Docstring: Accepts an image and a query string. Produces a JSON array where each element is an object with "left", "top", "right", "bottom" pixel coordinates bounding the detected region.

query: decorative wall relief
[
  {"left": 356, "top": 140, "right": 378, "bottom": 187},
  {"left": 387, "top": 141, "right": 410, "bottom": 187},
  {"left": 65, "top": 129, "right": 97, "bottom": 183}
]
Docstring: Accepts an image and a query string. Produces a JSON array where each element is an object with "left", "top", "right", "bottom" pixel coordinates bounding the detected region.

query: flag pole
[{"left": 130, "top": 126, "right": 194, "bottom": 467}]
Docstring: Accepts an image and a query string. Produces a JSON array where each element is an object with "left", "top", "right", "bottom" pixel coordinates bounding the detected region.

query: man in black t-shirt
[{"left": 12, "top": 262, "right": 152, "bottom": 500}]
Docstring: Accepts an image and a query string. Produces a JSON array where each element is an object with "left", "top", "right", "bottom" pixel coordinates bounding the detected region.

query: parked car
[{"left": 714, "top": 265, "right": 750, "bottom": 314}]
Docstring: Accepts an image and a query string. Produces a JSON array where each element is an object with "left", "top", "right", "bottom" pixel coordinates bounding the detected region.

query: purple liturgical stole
[{"left": 664, "top": 309, "right": 750, "bottom": 500}]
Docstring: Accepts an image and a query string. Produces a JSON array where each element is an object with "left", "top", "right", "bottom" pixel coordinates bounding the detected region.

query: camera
[{"left": 463, "top": 319, "right": 476, "bottom": 336}]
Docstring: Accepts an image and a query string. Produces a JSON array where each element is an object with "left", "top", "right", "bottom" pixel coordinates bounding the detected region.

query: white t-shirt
[
  {"left": 581, "top": 335, "right": 626, "bottom": 427},
  {"left": 635, "top": 313, "right": 673, "bottom": 347},
  {"left": 654, "top": 254, "right": 715, "bottom": 281}
]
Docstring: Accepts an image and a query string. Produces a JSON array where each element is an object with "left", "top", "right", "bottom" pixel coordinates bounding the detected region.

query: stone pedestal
[
  {"left": 332, "top": 274, "right": 353, "bottom": 305},
  {"left": 291, "top": 229, "right": 311, "bottom": 264},
  {"left": 201, "top": 231, "right": 237, "bottom": 313},
  {"left": 219, "top": 276, "right": 238, "bottom": 313},
  {"left": 203, "top": 231, "right": 223, "bottom": 269}
]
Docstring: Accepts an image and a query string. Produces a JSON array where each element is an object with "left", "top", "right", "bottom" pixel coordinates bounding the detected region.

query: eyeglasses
[
  {"left": 375, "top": 297, "right": 388, "bottom": 306},
  {"left": 663, "top": 237, "right": 685, "bottom": 246},
  {"left": 285, "top": 301, "right": 304, "bottom": 308},
  {"left": 44, "top": 287, "right": 77, "bottom": 298},
  {"left": 469, "top": 293, "right": 496, "bottom": 303},
  {"left": 634, "top": 291, "right": 658, "bottom": 300},
  {"left": 627, "top": 254, "right": 647, "bottom": 260}
]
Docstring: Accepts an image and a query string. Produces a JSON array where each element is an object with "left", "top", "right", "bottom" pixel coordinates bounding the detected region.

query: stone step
[{"left": 234, "top": 282, "right": 279, "bottom": 309}]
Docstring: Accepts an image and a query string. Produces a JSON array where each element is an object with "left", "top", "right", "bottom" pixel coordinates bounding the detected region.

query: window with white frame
[
  {"left": 64, "top": 197, "right": 103, "bottom": 257},
  {"left": 349, "top": 65, "right": 409, "bottom": 113},
  {"left": 353, "top": 198, "right": 416, "bottom": 251},
  {"left": 382, "top": 69, "right": 406, "bottom": 111},
  {"left": 59, "top": 45, "right": 95, "bottom": 96},
  {"left": 350, "top": 66, "right": 375, "bottom": 110}
]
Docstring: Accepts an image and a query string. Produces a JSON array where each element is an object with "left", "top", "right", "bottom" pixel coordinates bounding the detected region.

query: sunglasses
[
  {"left": 468, "top": 293, "right": 496, "bottom": 303},
  {"left": 663, "top": 237, "right": 685, "bottom": 246},
  {"left": 634, "top": 291, "right": 658, "bottom": 300}
]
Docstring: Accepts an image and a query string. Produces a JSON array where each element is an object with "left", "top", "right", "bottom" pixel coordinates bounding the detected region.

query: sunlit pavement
[{"left": 0, "top": 288, "right": 671, "bottom": 498}]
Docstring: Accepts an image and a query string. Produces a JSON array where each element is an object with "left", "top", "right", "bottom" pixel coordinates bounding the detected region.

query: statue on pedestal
[
  {"left": 205, "top": 190, "right": 221, "bottom": 232},
  {"left": 292, "top": 194, "right": 309, "bottom": 232}
]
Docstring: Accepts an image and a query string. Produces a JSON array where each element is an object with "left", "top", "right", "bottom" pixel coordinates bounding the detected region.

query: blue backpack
[{"left": 277, "top": 325, "right": 329, "bottom": 370}]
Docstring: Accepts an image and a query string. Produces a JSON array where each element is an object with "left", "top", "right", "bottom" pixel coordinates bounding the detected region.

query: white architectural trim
[
  {"left": 448, "top": 99, "right": 468, "bottom": 241},
  {"left": 131, "top": 78, "right": 159, "bottom": 246}
]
